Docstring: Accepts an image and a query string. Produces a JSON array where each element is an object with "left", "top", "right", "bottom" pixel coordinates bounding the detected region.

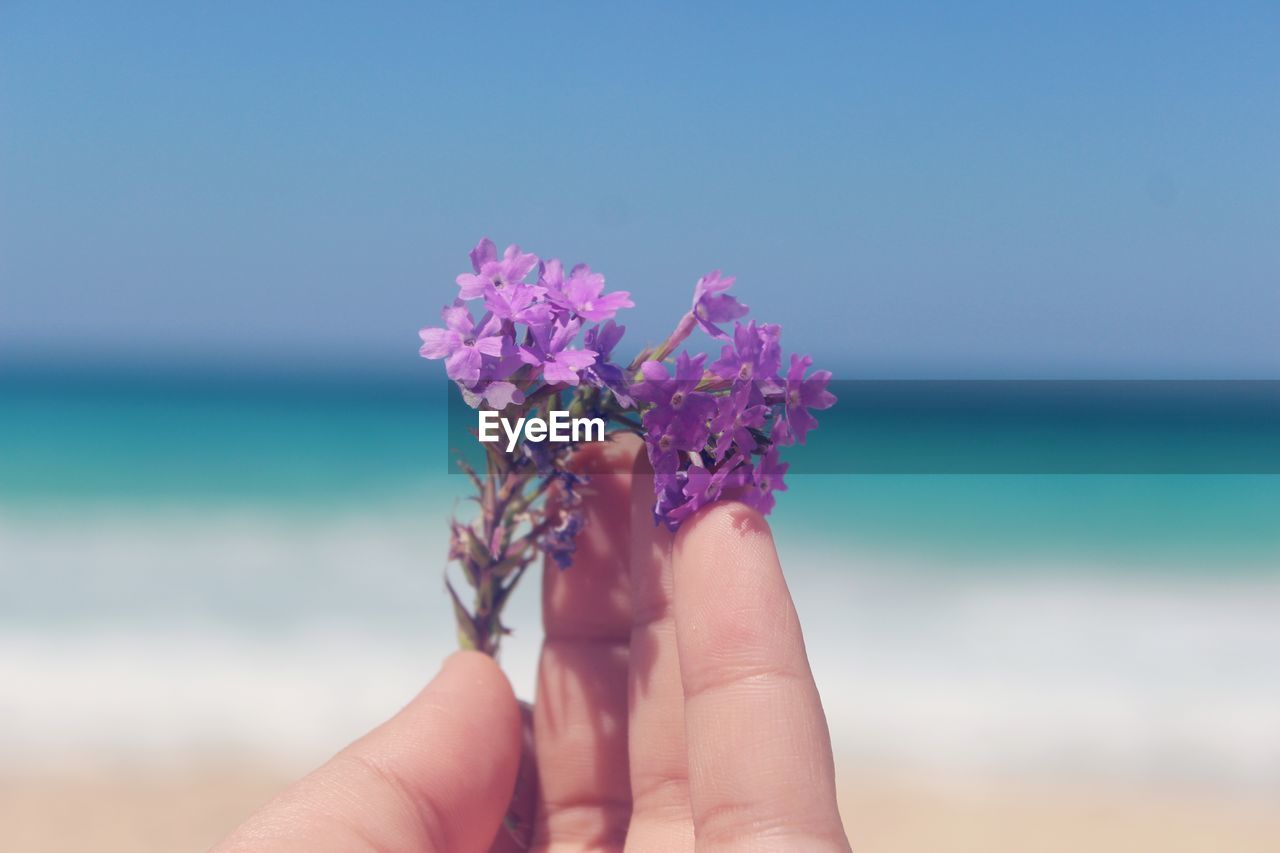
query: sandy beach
[{"left": 3, "top": 760, "right": 1277, "bottom": 852}]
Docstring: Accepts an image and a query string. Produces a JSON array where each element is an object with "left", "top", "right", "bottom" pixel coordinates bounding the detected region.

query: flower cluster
[
  {"left": 420, "top": 239, "right": 834, "bottom": 655},
  {"left": 419, "top": 238, "right": 633, "bottom": 410},
  {"left": 633, "top": 276, "right": 836, "bottom": 527}
]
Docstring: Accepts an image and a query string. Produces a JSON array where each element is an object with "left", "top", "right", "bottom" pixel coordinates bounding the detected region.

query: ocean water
[{"left": 2, "top": 368, "right": 1278, "bottom": 792}]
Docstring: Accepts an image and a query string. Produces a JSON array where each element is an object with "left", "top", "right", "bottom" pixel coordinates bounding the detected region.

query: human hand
[{"left": 215, "top": 436, "right": 850, "bottom": 852}]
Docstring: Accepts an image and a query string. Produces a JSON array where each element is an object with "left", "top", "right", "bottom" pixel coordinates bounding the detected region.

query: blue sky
[{"left": 2, "top": 1, "right": 1277, "bottom": 377}]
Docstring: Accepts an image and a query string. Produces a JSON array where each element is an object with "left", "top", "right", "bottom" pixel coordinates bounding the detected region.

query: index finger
[{"left": 672, "top": 502, "right": 850, "bottom": 851}]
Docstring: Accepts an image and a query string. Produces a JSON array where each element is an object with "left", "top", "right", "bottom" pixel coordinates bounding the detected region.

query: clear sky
[{"left": 2, "top": 1, "right": 1277, "bottom": 377}]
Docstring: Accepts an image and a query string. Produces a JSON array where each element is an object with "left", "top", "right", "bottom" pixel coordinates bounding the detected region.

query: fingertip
[
  {"left": 672, "top": 500, "right": 775, "bottom": 565},
  {"left": 430, "top": 649, "right": 522, "bottom": 748},
  {"left": 440, "top": 649, "right": 516, "bottom": 696},
  {"left": 671, "top": 500, "right": 794, "bottom": 678}
]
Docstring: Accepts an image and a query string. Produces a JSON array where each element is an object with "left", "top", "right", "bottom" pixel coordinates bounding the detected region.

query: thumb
[{"left": 214, "top": 650, "right": 522, "bottom": 853}]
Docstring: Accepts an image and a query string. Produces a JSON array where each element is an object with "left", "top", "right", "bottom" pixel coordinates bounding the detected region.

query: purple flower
[
  {"left": 642, "top": 403, "right": 713, "bottom": 474},
  {"left": 775, "top": 353, "right": 836, "bottom": 445},
  {"left": 709, "top": 383, "right": 769, "bottom": 461},
  {"left": 541, "top": 504, "right": 585, "bottom": 570},
  {"left": 456, "top": 239, "right": 539, "bottom": 301},
  {"left": 709, "top": 321, "right": 782, "bottom": 384},
  {"left": 666, "top": 463, "right": 746, "bottom": 524},
  {"left": 651, "top": 471, "right": 684, "bottom": 524},
  {"left": 418, "top": 301, "right": 505, "bottom": 385},
  {"left": 635, "top": 351, "right": 717, "bottom": 474},
  {"left": 468, "top": 238, "right": 495, "bottom": 275},
  {"left": 692, "top": 270, "right": 748, "bottom": 340},
  {"left": 544, "top": 261, "right": 634, "bottom": 323},
  {"left": 519, "top": 319, "right": 598, "bottom": 385},
  {"left": 483, "top": 278, "right": 551, "bottom": 325},
  {"left": 583, "top": 318, "right": 624, "bottom": 362},
  {"left": 632, "top": 351, "right": 709, "bottom": 409},
  {"left": 582, "top": 320, "right": 633, "bottom": 406},
  {"left": 742, "top": 447, "right": 789, "bottom": 514}
]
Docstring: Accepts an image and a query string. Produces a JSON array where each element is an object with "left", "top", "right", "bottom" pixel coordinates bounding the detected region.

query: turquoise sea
[
  {"left": 4, "top": 368, "right": 1278, "bottom": 569},
  {"left": 2, "top": 366, "right": 1278, "bottom": 788}
]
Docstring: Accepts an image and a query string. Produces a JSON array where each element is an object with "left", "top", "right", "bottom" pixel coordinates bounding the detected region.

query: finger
[
  {"left": 532, "top": 435, "right": 639, "bottom": 850},
  {"left": 214, "top": 651, "right": 522, "bottom": 853},
  {"left": 673, "top": 502, "right": 849, "bottom": 851},
  {"left": 624, "top": 453, "right": 695, "bottom": 851}
]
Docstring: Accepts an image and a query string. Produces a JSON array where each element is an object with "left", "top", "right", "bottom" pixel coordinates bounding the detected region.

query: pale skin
[{"left": 215, "top": 435, "right": 851, "bottom": 852}]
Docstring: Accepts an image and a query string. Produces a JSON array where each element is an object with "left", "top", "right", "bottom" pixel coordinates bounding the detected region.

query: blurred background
[{"left": 2, "top": 2, "right": 1278, "bottom": 851}]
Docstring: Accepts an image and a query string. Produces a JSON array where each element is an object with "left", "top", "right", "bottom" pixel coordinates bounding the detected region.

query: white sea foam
[{"left": 2, "top": 508, "right": 1278, "bottom": 792}]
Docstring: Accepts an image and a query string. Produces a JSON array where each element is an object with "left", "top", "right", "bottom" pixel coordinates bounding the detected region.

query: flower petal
[
  {"left": 542, "top": 360, "right": 580, "bottom": 385},
  {"left": 553, "top": 348, "right": 598, "bottom": 370},
  {"left": 418, "top": 327, "right": 460, "bottom": 359},
  {"left": 442, "top": 301, "right": 474, "bottom": 335},
  {"left": 473, "top": 335, "right": 504, "bottom": 357},
  {"left": 456, "top": 273, "right": 489, "bottom": 300},
  {"left": 640, "top": 360, "right": 670, "bottom": 382},
  {"left": 445, "top": 347, "right": 482, "bottom": 384},
  {"left": 469, "top": 238, "right": 497, "bottom": 273},
  {"left": 549, "top": 318, "right": 582, "bottom": 352}
]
